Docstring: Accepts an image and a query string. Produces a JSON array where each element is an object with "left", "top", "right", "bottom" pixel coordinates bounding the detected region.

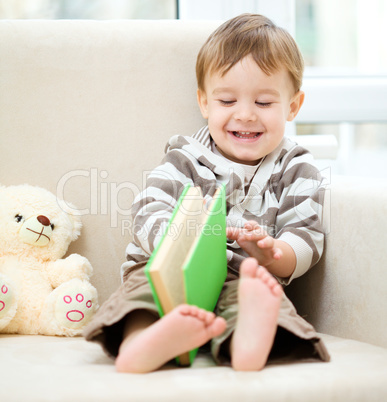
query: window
[
  {"left": 296, "top": 0, "right": 387, "bottom": 73},
  {"left": 0, "top": 0, "right": 177, "bottom": 19},
  {"left": 295, "top": 0, "right": 387, "bottom": 177}
]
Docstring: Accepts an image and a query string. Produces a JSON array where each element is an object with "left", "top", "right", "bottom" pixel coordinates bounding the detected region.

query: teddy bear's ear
[{"left": 57, "top": 199, "right": 82, "bottom": 241}]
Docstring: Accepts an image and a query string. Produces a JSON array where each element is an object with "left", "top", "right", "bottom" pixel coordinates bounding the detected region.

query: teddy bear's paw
[
  {"left": 55, "top": 282, "right": 98, "bottom": 330},
  {"left": 0, "top": 275, "right": 17, "bottom": 328},
  {"left": 64, "top": 254, "right": 93, "bottom": 279}
]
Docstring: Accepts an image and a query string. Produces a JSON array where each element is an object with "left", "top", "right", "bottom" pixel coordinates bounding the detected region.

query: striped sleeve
[
  {"left": 273, "top": 147, "right": 326, "bottom": 284},
  {"left": 130, "top": 150, "right": 198, "bottom": 255}
]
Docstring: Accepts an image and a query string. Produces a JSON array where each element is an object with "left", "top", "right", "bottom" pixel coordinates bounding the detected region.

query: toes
[
  {"left": 256, "top": 266, "right": 269, "bottom": 281},
  {"left": 266, "top": 275, "right": 278, "bottom": 288},
  {"left": 196, "top": 307, "right": 206, "bottom": 321},
  {"left": 187, "top": 304, "right": 201, "bottom": 317},
  {"left": 271, "top": 283, "right": 283, "bottom": 297},
  {"left": 177, "top": 305, "right": 216, "bottom": 325},
  {"left": 240, "top": 258, "right": 259, "bottom": 278},
  {"left": 246, "top": 263, "right": 276, "bottom": 287},
  {"left": 204, "top": 311, "right": 216, "bottom": 326},
  {"left": 261, "top": 271, "right": 273, "bottom": 287},
  {"left": 177, "top": 304, "right": 192, "bottom": 315},
  {"left": 255, "top": 266, "right": 283, "bottom": 297},
  {"left": 209, "top": 317, "right": 227, "bottom": 337},
  {"left": 190, "top": 306, "right": 216, "bottom": 326}
]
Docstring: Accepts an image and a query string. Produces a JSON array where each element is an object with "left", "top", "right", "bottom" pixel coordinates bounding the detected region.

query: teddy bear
[{"left": 0, "top": 184, "right": 98, "bottom": 336}]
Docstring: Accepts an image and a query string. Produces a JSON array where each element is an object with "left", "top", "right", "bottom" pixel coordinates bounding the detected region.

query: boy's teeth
[{"left": 233, "top": 131, "right": 260, "bottom": 138}]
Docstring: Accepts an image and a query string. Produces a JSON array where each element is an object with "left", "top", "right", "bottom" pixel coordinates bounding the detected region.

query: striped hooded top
[{"left": 122, "top": 126, "right": 326, "bottom": 286}]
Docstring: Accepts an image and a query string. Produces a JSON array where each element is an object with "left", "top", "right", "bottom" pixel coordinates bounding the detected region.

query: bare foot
[
  {"left": 231, "top": 258, "right": 283, "bottom": 371},
  {"left": 115, "top": 304, "right": 226, "bottom": 373}
]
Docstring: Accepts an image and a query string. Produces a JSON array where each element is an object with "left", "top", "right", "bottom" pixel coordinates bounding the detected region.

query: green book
[{"left": 144, "top": 184, "right": 227, "bottom": 366}]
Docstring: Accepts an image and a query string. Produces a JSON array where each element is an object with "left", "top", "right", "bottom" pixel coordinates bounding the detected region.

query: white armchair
[{"left": 1, "top": 20, "right": 386, "bottom": 401}]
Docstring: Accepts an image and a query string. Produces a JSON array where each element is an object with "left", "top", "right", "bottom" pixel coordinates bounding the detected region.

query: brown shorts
[{"left": 84, "top": 262, "right": 330, "bottom": 365}]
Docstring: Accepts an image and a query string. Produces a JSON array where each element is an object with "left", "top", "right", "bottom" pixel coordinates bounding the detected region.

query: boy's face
[{"left": 197, "top": 55, "right": 304, "bottom": 165}]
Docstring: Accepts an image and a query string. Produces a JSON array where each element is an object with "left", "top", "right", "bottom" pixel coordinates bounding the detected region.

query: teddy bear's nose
[{"left": 37, "top": 215, "right": 51, "bottom": 227}]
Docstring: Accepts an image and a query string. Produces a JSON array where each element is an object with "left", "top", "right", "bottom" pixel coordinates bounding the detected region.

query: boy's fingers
[
  {"left": 273, "top": 248, "right": 283, "bottom": 260},
  {"left": 245, "top": 232, "right": 266, "bottom": 241},
  {"left": 226, "top": 227, "right": 242, "bottom": 239},
  {"left": 243, "top": 226, "right": 267, "bottom": 239},
  {"left": 257, "top": 235, "right": 274, "bottom": 248},
  {"left": 243, "top": 221, "right": 268, "bottom": 241},
  {"left": 244, "top": 220, "right": 261, "bottom": 230}
]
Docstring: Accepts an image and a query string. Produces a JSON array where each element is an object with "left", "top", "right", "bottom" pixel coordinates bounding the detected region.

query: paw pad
[
  {"left": 0, "top": 285, "right": 8, "bottom": 312},
  {"left": 55, "top": 288, "right": 96, "bottom": 329},
  {"left": 62, "top": 293, "right": 93, "bottom": 323},
  {"left": 0, "top": 280, "right": 14, "bottom": 318}
]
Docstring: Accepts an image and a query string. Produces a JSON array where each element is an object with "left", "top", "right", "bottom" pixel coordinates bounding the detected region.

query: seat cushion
[{"left": 1, "top": 334, "right": 387, "bottom": 401}]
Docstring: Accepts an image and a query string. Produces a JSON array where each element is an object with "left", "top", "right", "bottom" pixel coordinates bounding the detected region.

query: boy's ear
[
  {"left": 197, "top": 89, "right": 209, "bottom": 119},
  {"left": 287, "top": 90, "right": 305, "bottom": 122}
]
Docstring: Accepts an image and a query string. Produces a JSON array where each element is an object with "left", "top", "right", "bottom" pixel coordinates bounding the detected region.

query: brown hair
[{"left": 196, "top": 14, "right": 304, "bottom": 94}]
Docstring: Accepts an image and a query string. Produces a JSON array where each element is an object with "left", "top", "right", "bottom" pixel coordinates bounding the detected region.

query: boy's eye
[
  {"left": 219, "top": 100, "right": 235, "bottom": 106},
  {"left": 256, "top": 102, "right": 272, "bottom": 107}
]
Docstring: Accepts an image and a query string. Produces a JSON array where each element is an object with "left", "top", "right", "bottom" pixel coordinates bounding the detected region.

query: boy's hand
[{"left": 226, "top": 221, "right": 283, "bottom": 267}]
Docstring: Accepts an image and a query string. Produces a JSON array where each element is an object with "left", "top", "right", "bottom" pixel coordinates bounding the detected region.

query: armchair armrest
[{"left": 286, "top": 175, "right": 387, "bottom": 348}]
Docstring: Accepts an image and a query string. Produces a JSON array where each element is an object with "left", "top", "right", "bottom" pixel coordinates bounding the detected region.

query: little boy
[{"left": 85, "top": 13, "right": 330, "bottom": 372}]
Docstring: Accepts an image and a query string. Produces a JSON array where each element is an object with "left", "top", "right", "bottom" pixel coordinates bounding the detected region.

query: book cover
[{"left": 144, "top": 184, "right": 227, "bottom": 365}]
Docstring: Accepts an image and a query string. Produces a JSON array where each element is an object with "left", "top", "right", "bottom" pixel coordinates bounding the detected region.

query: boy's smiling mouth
[{"left": 229, "top": 131, "right": 261, "bottom": 139}]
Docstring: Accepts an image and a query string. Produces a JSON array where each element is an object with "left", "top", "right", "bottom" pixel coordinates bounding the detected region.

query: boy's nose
[{"left": 234, "top": 104, "right": 257, "bottom": 122}]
